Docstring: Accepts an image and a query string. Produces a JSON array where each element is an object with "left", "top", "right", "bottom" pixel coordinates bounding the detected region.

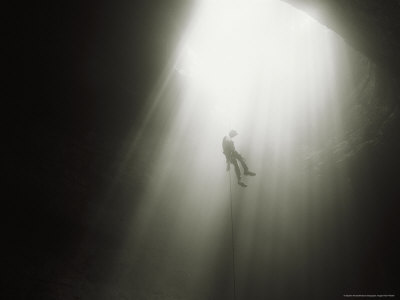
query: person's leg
[
  {"left": 232, "top": 159, "right": 241, "bottom": 182},
  {"left": 234, "top": 151, "right": 256, "bottom": 176},
  {"left": 231, "top": 158, "right": 247, "bottom": 187},
  {"left": 234, "top": 152, "right": 249, "bottom": 172}
]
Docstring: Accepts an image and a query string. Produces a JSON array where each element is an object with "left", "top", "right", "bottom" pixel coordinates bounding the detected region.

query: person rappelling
[{"left": 222, "top": 130, "right": 256, "bottom": 187}]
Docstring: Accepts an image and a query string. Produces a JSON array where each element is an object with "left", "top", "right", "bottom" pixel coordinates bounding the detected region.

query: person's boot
[
  {"left": 238, "top": 180, "right": 247, "bottom": 187},
  {"left": 244, "top": 170, "right": 256, "bottom": 176}
]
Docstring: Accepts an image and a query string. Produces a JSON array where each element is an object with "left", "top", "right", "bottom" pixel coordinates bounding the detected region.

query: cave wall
[
  {"left": 282, "top": 0, "right": 400, "bottom": 76},
  {"left": 284, "top": 0, "right": 400, "bottom": 291},
  {"left": 281, "top": 0, "right": 400, "bottom": 202}
]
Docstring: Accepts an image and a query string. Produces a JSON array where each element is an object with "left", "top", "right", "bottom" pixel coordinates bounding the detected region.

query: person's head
[{"left": 229, "top": 130, "right": 238, "bottom": 138}]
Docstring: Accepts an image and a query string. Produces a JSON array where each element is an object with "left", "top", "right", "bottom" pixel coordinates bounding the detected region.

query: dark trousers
[{"left": 229, "top": 151, "right": 249, "bottom": 181}]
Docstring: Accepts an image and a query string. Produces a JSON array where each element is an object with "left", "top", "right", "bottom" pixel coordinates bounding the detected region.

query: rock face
[
  {"left": 284, "top": 2, "right": 400, "bottom": 292},
  {"left": 283, "top": 0, "right": 400, "bottom": 76},
  {"left": 6, "top": 1, "right": 400, "bottom": 299},
  {"left": 283, "top": 0, "right": 400, "bottom": 211}
]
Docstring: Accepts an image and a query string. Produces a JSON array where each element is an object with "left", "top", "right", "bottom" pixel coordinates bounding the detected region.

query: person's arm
[
  {"left": 222, "top": 137, "right": 232, "bottom": 171},
  {"left": 224, "top": 152, "right": 231, "bottom": 171}
]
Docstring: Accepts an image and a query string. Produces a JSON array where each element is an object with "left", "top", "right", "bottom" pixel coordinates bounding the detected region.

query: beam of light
[
  {"left": 123, "top": 0, "right": 363, "bottom": 298},
  {"left": 173, "top": 0, "right": 347, "bottom": 157}
]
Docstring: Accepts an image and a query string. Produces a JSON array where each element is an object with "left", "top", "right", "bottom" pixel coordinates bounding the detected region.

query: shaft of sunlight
[
  {"left": 174, "top": 0, "right": 345, "bottom": 162},
  {"left": 128, "top": 0, "right": 356, "bottom": 298}
]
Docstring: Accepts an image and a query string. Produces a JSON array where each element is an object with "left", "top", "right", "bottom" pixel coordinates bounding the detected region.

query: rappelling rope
[
  {"left": 224, "top": 117, "right": 236, "bottom": 300},
  {"left": 228, "top": 166, "right": 237, "bottom": 300}
]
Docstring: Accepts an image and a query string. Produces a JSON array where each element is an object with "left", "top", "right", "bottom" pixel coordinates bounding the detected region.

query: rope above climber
[{"left": 222, "top": 130, "right": 256, "bottom": 187}]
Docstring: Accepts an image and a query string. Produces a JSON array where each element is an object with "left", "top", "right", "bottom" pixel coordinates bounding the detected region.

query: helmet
[{"left": 229, "top": 130, "right": 238, "bottom": 137}]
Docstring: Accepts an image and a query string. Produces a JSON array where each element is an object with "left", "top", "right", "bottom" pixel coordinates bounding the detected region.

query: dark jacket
[{"left": 222, "top": 136, "right": 235, "bottom": 162}]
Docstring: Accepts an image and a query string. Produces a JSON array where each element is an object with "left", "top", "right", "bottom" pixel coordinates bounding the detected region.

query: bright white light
[
  {"left": 128, "top": 1, "right": 358, "bottom": 295},
  {"left": 174, "top": 0, "right": 342, "bottom": 156}
]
